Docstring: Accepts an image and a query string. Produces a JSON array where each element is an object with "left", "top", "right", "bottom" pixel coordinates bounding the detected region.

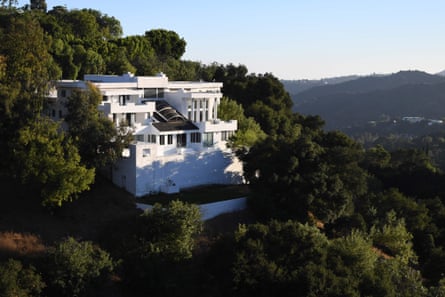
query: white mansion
[{"left": 48, "top": 73, "right": 243, "bottom": 196}]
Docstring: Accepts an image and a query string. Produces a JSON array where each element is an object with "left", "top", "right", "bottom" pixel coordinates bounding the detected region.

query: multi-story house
[{"left": 47, "top": 72, "right": 243, "bottom": 196}]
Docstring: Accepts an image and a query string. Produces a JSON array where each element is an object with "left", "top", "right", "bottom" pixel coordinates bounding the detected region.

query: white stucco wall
[
  {"left": 133, "top": 149, "right": 244, "bottom": 197},
  {"left": 136, "top": 197, "right": 247, "bottom": 221},
  {"left": 111, "top": 146, "right": 137, "bottom": 195}
]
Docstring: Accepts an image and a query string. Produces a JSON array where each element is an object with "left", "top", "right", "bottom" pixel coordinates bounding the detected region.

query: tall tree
[
  {"left": 11, "top": 118, "right": 95, "bottom": 207},
  {"left": 64, "top": 82, "right": 132, "bottom": 169},
  {"left": 30, "top": 0, "right": 47, "bottom": 12},
  {"left": 232, "top": 220, "right": 329, "bottom": 297},
  {"left": 218, "top": 97, "right": 266, "bottom": 148},
  {"left": 243, "top": 117, "right": 368, "bottom": 223},
  {"left": 145, "top": 29, "right": 186, "bottom": 61},
  {"left": 45, "top": 237, "right": 114, "bottom": 297}
]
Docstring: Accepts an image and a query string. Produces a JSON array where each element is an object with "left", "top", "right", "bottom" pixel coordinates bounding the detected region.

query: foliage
[
  {"left": 64, "top": 82, "right": 132, "bottom": 168},
  {"left": 0, "top": 259, "right": 46, "bottom": 297},
  {"left": 232, "top": 220, "right": 329, "bottom": 297},
  {"left": 218, "top": 97, "right": 266, "bottom": 148},
  {"left": 370, "top": 211, "right": 417, "bottom": 265},
  {"left": 145, "top": 29, "right": 186, "bottom": 61},
  {"left": 243, "top": 117, "right": 368, "bottom": 223},
  {"left": 209, "top": 64, "right": 294, "bottom": 136},
  {"left": 11, "top": 118, "right": 95, "bottom": 207},
  {"left": 46, "top": 237, "right": 114, "bottom": 297},
  {"left": 138, "top": 200, "right": 203, "bottom": 261},
  {"left": 0, "top": 12, "right": 91, "bottom": 207},
  {"left": 121, "top": 201, "right": 203, "bottom": 295},
  {"left": 326, "top": 230, "right": 378, "bottom": 296}
]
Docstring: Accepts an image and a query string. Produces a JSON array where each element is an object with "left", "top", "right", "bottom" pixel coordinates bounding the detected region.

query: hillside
[
  {"left": 281, "top": 75, "right": 359, "bottom": 95},
  {"left": 288, "top": 71, "right": 445, "bottom": 130}
]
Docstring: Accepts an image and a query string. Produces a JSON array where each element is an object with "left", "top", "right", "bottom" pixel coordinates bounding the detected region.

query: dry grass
[
  {"left": 0, "top": 174, "right": 141, "bottom": 259},
  {"left": 0, "top": 232, "right": 46, "bottom": 259}
]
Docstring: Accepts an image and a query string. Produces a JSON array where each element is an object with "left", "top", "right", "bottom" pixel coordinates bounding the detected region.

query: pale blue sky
[{"left": 17, "top": 0, "right": 445, "bottom": 79}]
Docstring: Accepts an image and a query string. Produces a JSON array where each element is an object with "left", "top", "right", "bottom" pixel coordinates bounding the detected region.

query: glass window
[
  {"left": 177, "top": 134, "right": 186, "bottom": 147},
  {"left": 160, "top": 135, "right": 165, "bottom": 145},
  {"left": 191, "top": 132, "right": 201, "bottom": 143},
  {"left": 135, "top": 134, "right": 144, "bottom": 142},
  {"left": 203, "top": 133, "right": 214, "bottom": 147},
  {"left": 144, "top": 88, "right": 157, "bottom": 98},
  {"left": 142, "top": 148, "right": 151, "bottom": 157},
  {"left": 221, "top": 131, "right": 234, "bottom": 141},
  {"left": 167, "top": 135, "right": 173, "bottom": 145}
]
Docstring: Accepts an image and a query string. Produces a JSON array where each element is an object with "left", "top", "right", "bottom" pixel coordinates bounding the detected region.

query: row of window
[{"left": 134, "top": 131, "right": 234, "bottom": 146}]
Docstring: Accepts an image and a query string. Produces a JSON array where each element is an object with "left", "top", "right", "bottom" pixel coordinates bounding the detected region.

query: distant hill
[
  {"left": 288, "top": 71, "right": 445, "bottom": 130},
  {"left": 281, "top": 75, "right": 359, "bottom": 95}
]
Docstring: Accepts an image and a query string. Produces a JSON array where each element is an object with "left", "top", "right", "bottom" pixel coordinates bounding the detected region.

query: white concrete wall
[
  {"left": 112, "top": 146, "right": 137, "bottom": 195},
  {"left": 136, "top": 197, "right": 247, "bottom": 221},
  {"left": 134, "top": 149, "right": 244, "bottom": 197}
]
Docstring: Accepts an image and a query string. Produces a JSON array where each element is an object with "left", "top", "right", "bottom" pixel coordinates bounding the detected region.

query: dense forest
[{"left": 2, "top": 1, "right": 445, "bottom": 297}]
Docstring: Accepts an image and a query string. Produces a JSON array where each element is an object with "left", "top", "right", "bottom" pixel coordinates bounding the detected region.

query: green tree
[
  {"left": 0, "top": 13, "right": 60, "bottom": 128},
  {"left": 428, "top": 278, "right": 445, "bottom": 297},
  {"left": 326, "top": 230, "right": 378, "bottom": 296},
  {"left": 64, "top": 82, "right": 132, "bottom": 169},
  {"left": 370, "top": 211, "right": 417, "bottom": 265},
  {"left": 0, "top": 14, "right": 92, "bottom": 207},
  {"left": 138, "top": 200, "right": 203, "bottom": 261},
  {"left": 218, "top": 97, "right": 266, "bottom": 148},
  {"left": 46, "top": 237, "right": 114, "bottom": 297},
  {"left": 122, "top": 201, "right": 203, "bottom": 294},
  {"left": 145, "top": 29, "right": 186, "bottom": 61},
  {"left": 232, "top": 220, "right": 329, "bottom": 297},
  {"left": 30, "top": 0, "right": 47, "bottom": 11},
  {"left": 104, "top": 44, "right": 136, "bottom": 75},
  {"left": 11, "top": 118, "right": 95, "bottom": 207},
  {"left": 244, "top": 120, "right": 367, "bottom": 223},
  {"left": 0, "top": 259, "right": 46, "bottom": 297}
]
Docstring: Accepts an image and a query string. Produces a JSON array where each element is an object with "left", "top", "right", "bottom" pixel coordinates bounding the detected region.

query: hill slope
[{"left": 289, "top": 71, "right": 445, "bottom": 130}]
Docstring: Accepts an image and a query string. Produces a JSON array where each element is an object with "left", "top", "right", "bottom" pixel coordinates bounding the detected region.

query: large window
[
  {"left": 203, "top": 133, "right": 214, "bottom": 147},
  {"left": 167, "top": 135, "right": 173, "bottom": 145},
  {"left": 221, "top": 131, "right": 234, "bottom": 141},
  {"left": 177, "top": 134, "right": 186, "bottom": 147},
  {"left": 160, "top": 135, "right": 165, "bottom": 145},
  {"left": 191, "top": 132, "right": 201, "bottom": 143},
  {"left": 125, "top": 113, "right": 135, "bottom": 126},
  {"left": 119, "top": 95, "right": 129, "bottom": 106},
  {"left": 135, "top": 134, "right": 144, "bottom": 142},
  {"left": 144, "top": 88, "right": 157, "bottom": 98}
]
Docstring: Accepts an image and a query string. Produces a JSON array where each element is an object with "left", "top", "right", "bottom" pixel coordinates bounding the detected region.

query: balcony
[
  {"left": 195, "top": 119, "right": 237, "bottom": 133},
  {"left": 100, "top": 102, "right": 156, "bottom": 114}
]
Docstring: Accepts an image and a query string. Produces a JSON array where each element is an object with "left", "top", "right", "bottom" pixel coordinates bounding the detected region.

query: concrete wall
[
  {"left": 136, "top": 197, "right": 247, "bottom": 221},
  {"left": 134, "top": 149, "right": 244, "bottom": 196}
]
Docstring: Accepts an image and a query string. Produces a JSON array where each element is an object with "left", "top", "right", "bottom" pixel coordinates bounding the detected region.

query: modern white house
[{"left": 47, "top": 73, "right": 243, "bottom": 196}]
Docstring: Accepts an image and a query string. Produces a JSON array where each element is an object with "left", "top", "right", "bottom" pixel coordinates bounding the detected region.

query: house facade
[{"left": 47, "top": 73, "right": 243, "bottom": 196}]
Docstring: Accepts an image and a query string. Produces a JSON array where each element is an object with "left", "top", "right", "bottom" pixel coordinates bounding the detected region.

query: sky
[{"left": 17, "top": 0, "right": 445, "bottom": 80}]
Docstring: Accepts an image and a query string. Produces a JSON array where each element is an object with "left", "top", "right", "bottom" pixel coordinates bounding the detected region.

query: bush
[
  {"left": 0, "top": 258, "right": 45, "bottom": 297},
  {"left": 45, "top": 237, "right": 114, "bottom": 297}
]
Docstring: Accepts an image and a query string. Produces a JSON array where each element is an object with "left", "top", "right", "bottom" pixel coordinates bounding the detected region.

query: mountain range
[{"left": 283, "top": 70, "right": 445, "bottom": 130}]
